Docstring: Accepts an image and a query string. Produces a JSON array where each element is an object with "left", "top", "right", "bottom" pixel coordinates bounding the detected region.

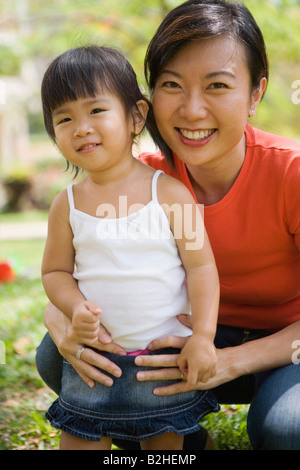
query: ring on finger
[
  {"left": 180, "top": 370, "right": 185, "bottom": 380},
  {"left": 76, "top": 346, "right": 85, "bottom": 360}
]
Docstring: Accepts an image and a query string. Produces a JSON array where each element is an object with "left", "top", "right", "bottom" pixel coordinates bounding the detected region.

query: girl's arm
[
  {"left": 158, "top": 175, "right": 220, "bottom": 386},
  {"left": 42, "top": 190, "right": 101, "bottom": 344},
  {"left": 41, "top": 190, "right": 86, "bottom": 318}
]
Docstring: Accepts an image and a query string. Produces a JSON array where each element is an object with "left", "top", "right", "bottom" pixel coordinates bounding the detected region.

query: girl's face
[
  {"left": 52, "top": 90, "right": 144, "bottom": 177},
  {"left": 152, "top": 37, "right": 266, "bottom": 170}
]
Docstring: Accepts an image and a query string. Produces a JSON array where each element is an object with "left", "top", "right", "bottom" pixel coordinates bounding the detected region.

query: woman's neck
[{"left": 186, "top": 136, "right": 247, "bottom": 206}]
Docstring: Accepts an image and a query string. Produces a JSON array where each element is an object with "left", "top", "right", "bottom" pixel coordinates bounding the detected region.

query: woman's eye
[
  {"left": 162, "top": 81, "right": 180, "bottom": 89},
  {"left": 208, "top": 82, "right": 227, "bottom": 90}
]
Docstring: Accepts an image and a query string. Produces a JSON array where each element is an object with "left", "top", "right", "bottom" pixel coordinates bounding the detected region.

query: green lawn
[{"left": 0, "top": 233, "right": 251, "bottom": 450}]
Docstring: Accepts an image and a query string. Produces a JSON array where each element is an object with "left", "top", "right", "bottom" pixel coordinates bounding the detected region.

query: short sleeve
[{"left": 284, "top": 156, "right": 300, "bottom": 246}]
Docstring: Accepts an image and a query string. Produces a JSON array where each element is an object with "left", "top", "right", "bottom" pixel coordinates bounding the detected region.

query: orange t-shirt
[{"left": 139, "top": 125, "right": 300, "bottom": 332}]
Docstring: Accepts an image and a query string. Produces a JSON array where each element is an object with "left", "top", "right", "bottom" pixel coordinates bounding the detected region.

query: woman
[{"left": 36, "top": 0, "right": 300, "bottom": 449}]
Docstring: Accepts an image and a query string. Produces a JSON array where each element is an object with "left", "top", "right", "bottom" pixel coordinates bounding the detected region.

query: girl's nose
[
  {"left": 179, "top": 91, "right": 208, "bottom": 121},
  {"left": 73, "top": 122, "right": 94, "bottom": 138}
]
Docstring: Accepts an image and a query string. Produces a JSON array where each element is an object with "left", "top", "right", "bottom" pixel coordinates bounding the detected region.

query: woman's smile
[{"left": 177, "top": 128, "right": 216, "bottom": 147}]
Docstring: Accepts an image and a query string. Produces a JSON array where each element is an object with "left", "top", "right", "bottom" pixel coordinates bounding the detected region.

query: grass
[{"left": 0, "top": 222, "right": 251, "bottom": 450}]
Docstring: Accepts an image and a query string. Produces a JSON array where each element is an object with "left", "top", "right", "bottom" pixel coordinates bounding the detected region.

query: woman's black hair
[
  {"left": 144, "top": 0, "right": 269, "bottom": 165},
  {"left": 41, "top": 45, "right": 151, "bottom": 174}
]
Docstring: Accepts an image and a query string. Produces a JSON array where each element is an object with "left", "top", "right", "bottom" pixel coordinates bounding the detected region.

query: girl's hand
[
  {"left": 72, "top": 300, "right": 102, "bottom": 346},
  {"left": 177, "top": 334, "right": 217, "bottom": 387},
  {"left": 45, "top": 303, "right": 126, "bottom": 388}
]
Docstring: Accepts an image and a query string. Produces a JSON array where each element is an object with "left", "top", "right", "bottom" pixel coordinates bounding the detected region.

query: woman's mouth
[
  {"left": 176, "top": 128, "right": 216, "bottom": 147},
  {"left": 178, "top": 128, "right": 216, "bottom": 141}
]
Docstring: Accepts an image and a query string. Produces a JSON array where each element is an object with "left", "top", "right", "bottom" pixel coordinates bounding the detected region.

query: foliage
[{"left": 1, "top": 0, "right": 300, "bottom": 143}]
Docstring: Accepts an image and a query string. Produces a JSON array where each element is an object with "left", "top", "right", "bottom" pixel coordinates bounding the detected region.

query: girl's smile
[{"left": 53, "top": 92, "right": 136, "bottom": 179}]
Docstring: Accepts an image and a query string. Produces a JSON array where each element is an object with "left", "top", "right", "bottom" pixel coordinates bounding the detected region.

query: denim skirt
[{"left": 45, "top": 348, "right": 219, "bottom": 442}]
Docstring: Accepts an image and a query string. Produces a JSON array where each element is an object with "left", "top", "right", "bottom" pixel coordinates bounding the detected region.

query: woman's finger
[
  {"left": 153, "top": 381, "right": 194, "bottom": 396},
  {"left": 147, "top": 335, "right": 188, "bottom": 352},
  {"left": 136, "top": 366, "right": 181, "bottom": 382},
  {"left": 135, "top": 353, "right": 179, "bottom": 368},
  {"left": 177, "top": 314, "right": 193, "bottom": 329}
]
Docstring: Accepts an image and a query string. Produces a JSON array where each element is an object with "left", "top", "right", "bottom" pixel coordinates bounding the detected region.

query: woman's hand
[
  {"left": 45, "top": 303, "right": 126, "bottom": 388},
  {"left": 135, "top": 333, "right": 234, "bottom": 395},
  {"left": 134, "top": 313, "right": 235, "bottom": 395}
]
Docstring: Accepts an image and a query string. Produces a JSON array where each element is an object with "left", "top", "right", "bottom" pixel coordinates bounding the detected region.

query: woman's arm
[
  {"left": 135, "top": 316, "right": 300, "bottom": 395},
  {"left": 44, "top": 303, "right": 125, "bottom": 388}
]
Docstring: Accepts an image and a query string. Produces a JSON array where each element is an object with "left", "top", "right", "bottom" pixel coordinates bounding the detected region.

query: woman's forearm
[
  {"left": 44, "top": 302, "right": 69, "bottom": 348},
  {"left": 228, "top": 320, "right": 300, "bottom": 378}
]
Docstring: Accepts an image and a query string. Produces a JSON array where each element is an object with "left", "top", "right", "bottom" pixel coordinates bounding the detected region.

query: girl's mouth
[{"left": 78, "top": 143, "right": 100, "bottom": 153}]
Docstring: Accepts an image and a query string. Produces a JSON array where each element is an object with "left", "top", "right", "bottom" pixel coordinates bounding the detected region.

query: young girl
[{"left": 41, "top": 45, "right": 220, "bottom": 450}]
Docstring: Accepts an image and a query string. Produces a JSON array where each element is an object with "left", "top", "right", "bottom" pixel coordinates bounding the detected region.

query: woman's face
[{"left": 152, "top": 36, "right": 265, "bottom": 169}]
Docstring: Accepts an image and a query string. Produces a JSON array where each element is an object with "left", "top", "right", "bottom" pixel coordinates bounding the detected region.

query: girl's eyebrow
[{"left": 53, "top": 97, "right": 110, "bottom": 117}]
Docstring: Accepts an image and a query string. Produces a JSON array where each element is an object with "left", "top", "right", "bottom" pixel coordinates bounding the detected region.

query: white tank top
[{"left": 68, "top": 170, "right": 191, "bottom": 351}]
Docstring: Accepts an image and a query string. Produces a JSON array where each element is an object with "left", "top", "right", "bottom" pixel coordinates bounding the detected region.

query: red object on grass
[{"left": 0, "top": 261, "right": 16, "bottom": 283}]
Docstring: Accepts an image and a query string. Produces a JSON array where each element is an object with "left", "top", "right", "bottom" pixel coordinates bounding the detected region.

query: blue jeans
[{"left": 36, "top": 325, "right": 300, "bottom": 449}]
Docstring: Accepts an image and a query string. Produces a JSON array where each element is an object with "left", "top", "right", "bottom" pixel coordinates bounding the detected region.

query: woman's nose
[{"left": 179, "top": 92, "right": 208, "bottom": 121}]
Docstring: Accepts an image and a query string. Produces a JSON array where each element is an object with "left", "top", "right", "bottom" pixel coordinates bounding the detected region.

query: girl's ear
[{"left": 132, "top": 100, "right": 149, "bottom": 135}]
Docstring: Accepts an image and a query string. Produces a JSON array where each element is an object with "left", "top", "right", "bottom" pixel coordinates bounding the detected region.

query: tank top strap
[
  {"left": 67, "top": 184, "right": 75, "bottom": 211},
  {"left": 151, "top": 170, "right": 164, "bottom": 202}
]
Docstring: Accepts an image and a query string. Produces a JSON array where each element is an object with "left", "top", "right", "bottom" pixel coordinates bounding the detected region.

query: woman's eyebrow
[
  {"left": 205, "top": 70, "right": 236, "bottom": 79},
  {"left": 160, "top": 69, "right": 236, "bottom": 80},
  {"left": 160, "top": 69, "right": 182, "bottom": 78}
]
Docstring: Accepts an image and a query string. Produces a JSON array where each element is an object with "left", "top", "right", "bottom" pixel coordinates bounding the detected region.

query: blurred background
[
  {"left": 0, "top": 0, "right": 299, "bottom": 215},
  {"left": 0, "top": 0, "right": 299, "bottom": 450}
]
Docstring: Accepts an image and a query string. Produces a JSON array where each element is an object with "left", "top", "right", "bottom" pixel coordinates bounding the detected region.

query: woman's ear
[
  {"left": 249, "top": 77, "right": 267, "bottom": 117},
  {"left": 132, "top": 100, "right": 149, "bottom": 135}
]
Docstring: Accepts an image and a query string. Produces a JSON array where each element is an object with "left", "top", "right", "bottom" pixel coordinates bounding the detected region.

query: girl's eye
[
  {"left": 91, "top": 107, "right": 104, "bottom": 114},
  {"left": 57, "top": 117, "right": 71, "bottom": 125}
]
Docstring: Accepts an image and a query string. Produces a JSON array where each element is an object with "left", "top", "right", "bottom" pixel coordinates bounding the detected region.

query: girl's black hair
[
  {"left": 144, "top": 0, "right": 269, "bottom": 165},
  {"left": 41, "top": 45, "right": 154, "bottom": 173}
]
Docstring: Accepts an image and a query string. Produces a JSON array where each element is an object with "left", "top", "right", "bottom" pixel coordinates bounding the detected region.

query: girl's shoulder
[
  {"left": 156, "top": 172, "right": 196, "bottom": 207},
  {"left": 48, "top": 188, "right": 70, "bottom": 222}
]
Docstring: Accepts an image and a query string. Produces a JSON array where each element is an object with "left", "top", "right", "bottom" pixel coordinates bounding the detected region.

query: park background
[{"left": 0, "top": 0, "right": 299, "bottom": 450}]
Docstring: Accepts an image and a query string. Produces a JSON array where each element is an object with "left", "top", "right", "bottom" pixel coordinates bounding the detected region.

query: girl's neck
[{"left": 86, "top": 156, "right": 139, "bottom": 187}]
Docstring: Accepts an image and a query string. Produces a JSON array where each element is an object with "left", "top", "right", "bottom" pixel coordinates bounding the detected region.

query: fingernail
[
  {"left": 154, "top": 389, "right": 160, "bottom": 395},
  {"left": 101, "top": 334, "right": 111, "bottom": 343},
  {"left": 117, "top": 351, "right": 127, "bottom": 356},
  {"left": 135, "top": 356, "right": 143, "bottom": 365},
  {"left": 137, "top": 372, "right": 145, "bottom": 380},
  {"left": 104, "top": 378, "right": 113, "bottom": 387}
]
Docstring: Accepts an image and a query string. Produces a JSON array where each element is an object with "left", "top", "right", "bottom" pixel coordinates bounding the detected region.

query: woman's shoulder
[
  {"left": 138, "top": 150, "right": 177, "bottom": 176},
  {"left": 247, "top": 124, "right": 300, "bottom": 154}
]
